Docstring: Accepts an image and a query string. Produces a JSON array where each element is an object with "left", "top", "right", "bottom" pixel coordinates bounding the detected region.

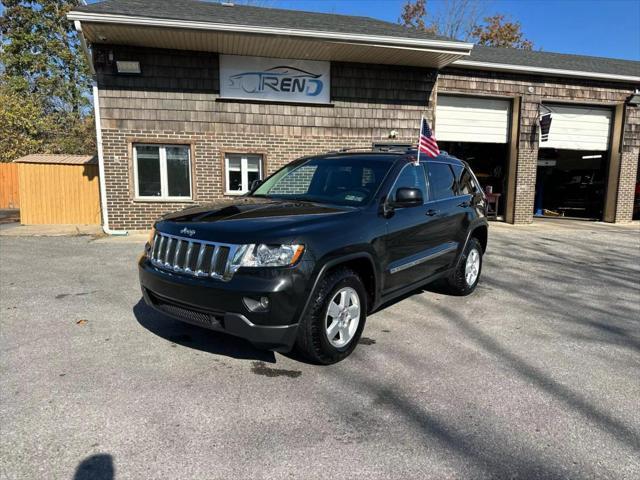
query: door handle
[
  {"left": 426, "top": 209, "right": 438, "bottom": 216},
  {"left": 458, "top": 201, "right": 471, "bottom": 208}
]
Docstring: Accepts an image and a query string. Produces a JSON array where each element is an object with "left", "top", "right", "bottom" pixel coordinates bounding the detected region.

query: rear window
[
  {"left": 425, "top": 163, "right": 456, "bottom": 200},
  {"left": 451, "top": 165, "right": 479, "bottom": 195}
]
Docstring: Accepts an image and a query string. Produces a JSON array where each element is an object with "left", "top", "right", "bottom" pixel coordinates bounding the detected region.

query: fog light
[{"left": 243, "top": 296, "right": 270, "bottom": 312}]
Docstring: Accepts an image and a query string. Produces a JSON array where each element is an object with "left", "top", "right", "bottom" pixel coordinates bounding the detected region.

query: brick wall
[
  {"left": 95, "top": 45, "right": 437, "bottom": 229},
  {"left": 438, "top": 68, "right": 639, "bottom": 223},
  {"left": 617, "top": 105, "right": 640, "bottom": 222}
]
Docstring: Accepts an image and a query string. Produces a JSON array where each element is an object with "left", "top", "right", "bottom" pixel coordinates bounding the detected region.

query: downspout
[
  {"left": 74, "top": 20, "right": 95, "bottom": 75},
  {"left": 93, "top": 85, "right": 128, "bottom": 235}
]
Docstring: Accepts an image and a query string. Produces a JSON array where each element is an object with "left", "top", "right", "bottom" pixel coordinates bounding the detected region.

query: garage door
[
  {"left": 436, "top": 95, "right": 511, "bottom": 144},
  {"left": 541, "top": 104, "right": 612, "bottom": 151}
]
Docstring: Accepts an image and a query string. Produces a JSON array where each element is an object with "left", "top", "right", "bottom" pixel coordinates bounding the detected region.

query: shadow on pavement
[
  {"left": 133, "top": 299, "right": 276, "bottom": 362},
  {"left": 73, "top": 454, "right": 114, "bottom": 480}
]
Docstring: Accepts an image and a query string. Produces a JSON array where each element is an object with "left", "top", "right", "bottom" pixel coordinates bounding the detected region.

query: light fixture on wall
[
  {"left": 116, "top": 61, "right": 141, "bottom": 74},
  {"left": 627, "top": 90, "right": 640, "bottom": 106}
]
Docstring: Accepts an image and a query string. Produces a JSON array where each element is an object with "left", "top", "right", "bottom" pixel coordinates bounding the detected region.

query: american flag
[{"left": 418, "top": 117, "right": 440, "bottom": 158}]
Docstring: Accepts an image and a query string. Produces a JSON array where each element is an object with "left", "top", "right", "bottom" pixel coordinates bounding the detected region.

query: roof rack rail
[{"left": 326, "top": 145, "right": 421, "bottom": 154}]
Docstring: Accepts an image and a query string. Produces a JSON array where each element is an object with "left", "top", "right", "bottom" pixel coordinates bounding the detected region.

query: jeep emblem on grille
[{"left": 180, "top": 227, "right": 196, "bottom": 237}]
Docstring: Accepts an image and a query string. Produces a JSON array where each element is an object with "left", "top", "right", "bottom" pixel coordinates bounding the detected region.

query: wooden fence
[
  {"left": 18, "top": 163, "right": 101, "bottom": 225},
  {"left": 0, "top": 163, "right": 20, "bottom": 209}
]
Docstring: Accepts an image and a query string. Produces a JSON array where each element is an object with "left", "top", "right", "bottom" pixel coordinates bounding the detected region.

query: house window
[
  {"left": 225, "top": 153, "right": 263, "bottom": 194},
  {"left": 133, "top": 144, "right": 192, "bottom": 200}
]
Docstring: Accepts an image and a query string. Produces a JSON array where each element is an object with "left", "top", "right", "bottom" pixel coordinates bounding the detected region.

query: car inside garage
[
  {"left": 535, "top": 104, "right": 613, "bottom": 219},
  {"left": 436, "top": 95, "right": 511, "bottom": 218}
]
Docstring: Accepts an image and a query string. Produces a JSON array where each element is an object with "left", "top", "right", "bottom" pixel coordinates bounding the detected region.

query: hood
[{"left": 156, "top": 197, "right": 355, "bottom": 244}]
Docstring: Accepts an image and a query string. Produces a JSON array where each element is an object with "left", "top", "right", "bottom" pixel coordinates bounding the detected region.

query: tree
[
  {"left": 399, "top": 0, "right": 483, "bottom": 41},
  {"left": 471, "top": 14, "right": 534, "bottom": 50},
  {"left": 0, "top": 82, "right": 47, "bottom": 162},
  {"left": 0, "top": 0, "right": 95, "bottom": 161},
  {"left": 399, "top": 1, "right": 534, "bottom": 49}
]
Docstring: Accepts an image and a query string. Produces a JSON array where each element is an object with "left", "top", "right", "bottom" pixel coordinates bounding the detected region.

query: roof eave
[
  {"left": 67, "top": 11, "right": 474, "bottom": 53},
  {"left": 452, "top": 59, "right": 640, "bottom": 84}
]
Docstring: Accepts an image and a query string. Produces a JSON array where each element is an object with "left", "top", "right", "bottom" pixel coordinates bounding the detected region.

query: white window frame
[
  {"left": 224, "top": 153, "right": 264, "bottom": 195},
  {"left": 133, "top": 144, "right": 193, "bottom": 201}
]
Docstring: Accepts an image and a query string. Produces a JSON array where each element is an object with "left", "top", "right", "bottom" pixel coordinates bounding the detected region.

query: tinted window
[
  {"left": 426, "top": 163, "right": 456, "bottom": 200},
  {"left": 391, "top": 164, "right": 428, "bottom": 202},
  {"left": 451, "top": 164, "right": 478, "bottom": 195}
]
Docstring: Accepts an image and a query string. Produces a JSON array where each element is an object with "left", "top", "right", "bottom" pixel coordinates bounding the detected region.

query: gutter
[
  {"left": 93, "top": 85, "right": 128, "bottom": 236},
  {"left": 73, "top": 20, "right": 95, "bottom": 75},
  {"left": 66, "top": 11, "right": 474, "bottom": 54},
  {"left": 452, "top": 59, "right": 640, "bottom": 84}
]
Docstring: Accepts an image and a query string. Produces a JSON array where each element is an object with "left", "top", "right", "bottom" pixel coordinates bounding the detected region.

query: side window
[
  {"left": 451, "top": 164, "right": 478, "bottom": 195},
  {"left": 391, "top": 164, "right": 428, "bottom": 202},
  {"left": 425, "top": 163, "right": 456, "bottom": 200}
]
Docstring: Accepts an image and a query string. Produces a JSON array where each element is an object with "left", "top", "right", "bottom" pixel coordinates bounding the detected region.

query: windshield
[{"left": 252, "top": 156, "right": 394, "bottom": 206}]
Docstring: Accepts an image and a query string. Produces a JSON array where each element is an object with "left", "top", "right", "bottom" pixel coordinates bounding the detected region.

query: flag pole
[{"left": 415, "top": 116, "right": 423, "bottom": 166}]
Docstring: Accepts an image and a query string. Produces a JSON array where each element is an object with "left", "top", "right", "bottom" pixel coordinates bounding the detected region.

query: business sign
[{"left": 220, "top": 55, "right": 330, "bottom": 104}]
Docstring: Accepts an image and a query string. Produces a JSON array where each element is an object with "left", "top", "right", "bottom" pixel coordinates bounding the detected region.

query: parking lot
[{"left": 1, "top": 220, "right": 639, "bottom": 479}]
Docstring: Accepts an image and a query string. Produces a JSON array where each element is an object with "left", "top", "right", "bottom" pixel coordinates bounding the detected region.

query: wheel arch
[
  {"left": 454, "top": 222, "right": 489, "bottom": 270},
  {"left": 299, "top": 252, "right": 379, "bottom": 320},
  {"left": 471, "top": 224, "right": 488, "bottom": 253}
]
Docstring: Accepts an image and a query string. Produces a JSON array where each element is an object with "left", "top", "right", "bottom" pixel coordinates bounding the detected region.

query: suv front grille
[{"left": 148, "top": 232, "right": 241, "bottom": 281}]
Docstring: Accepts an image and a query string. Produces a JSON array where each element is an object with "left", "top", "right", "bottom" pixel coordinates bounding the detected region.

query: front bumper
[{"left": 138, "top": 256, "right": 313, "bottom": 351}]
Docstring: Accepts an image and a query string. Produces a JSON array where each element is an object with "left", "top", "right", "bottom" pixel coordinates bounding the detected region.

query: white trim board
[{"left": 453, "top": 59, "right": 640, "bottom": 83}]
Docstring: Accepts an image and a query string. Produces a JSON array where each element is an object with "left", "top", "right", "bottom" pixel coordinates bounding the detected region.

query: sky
[
  {"left": 68, "top": 0, "right": 639, "bottom": 62},
  {"left": 271, "top": 0, "right": 640, "bottom": 61}
]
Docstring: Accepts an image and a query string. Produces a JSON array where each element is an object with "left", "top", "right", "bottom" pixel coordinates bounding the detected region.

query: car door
[
  {"left": 382, "top": 162, "right": 442, "bottom": 294},
  {"left": 422, "top": 161, "right": 470, "bottom": 273}
]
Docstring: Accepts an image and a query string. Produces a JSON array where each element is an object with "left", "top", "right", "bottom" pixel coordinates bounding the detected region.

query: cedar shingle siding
[{"left": 96, "top": 45, "right": 438, "bottom": 229}]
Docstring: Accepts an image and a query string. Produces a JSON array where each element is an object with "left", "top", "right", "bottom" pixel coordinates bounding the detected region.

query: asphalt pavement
[{"left": 1, "top": 220, "right": 639, "bottom": 479}]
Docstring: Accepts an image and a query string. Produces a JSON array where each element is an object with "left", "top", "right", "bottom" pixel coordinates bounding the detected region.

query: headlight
[
  {"left": 232, "top": 244, "right": 304, "bottom": 269},
  {"left": 146, "top": 226, "right": 156, "bottom": 256},
  {"left": 147, "top": 225, "right": 156, "bottom": 245}
]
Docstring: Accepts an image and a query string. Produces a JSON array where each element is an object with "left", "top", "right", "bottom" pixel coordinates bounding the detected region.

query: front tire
[
  {"left": 295, "top": 268, "right": 367, "bottom": 364},
  {"left": 447, "top": 237, "right": 483, "bottom": 296}
]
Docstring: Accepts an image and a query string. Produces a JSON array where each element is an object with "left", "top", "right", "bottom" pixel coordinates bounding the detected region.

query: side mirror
[
  {"left": 392, "top": 187, "right": 423, "bottom": 207},
  {"left": 249, "top": 179, "right": 263, "bottom": 192}
]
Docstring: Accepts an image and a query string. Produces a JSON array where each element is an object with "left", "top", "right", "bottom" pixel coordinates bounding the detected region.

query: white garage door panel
[
  {"left": 436, "top": 96, "right": 511, "bottom": 144},
  {"left": 543, "top": 104, "right": 612, "bottom": 151}
]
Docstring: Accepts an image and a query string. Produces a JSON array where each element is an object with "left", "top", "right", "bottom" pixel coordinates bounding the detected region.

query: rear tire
[
  {"left": 295, "top": 267, "right": 367, "bottom": 364},
  {"left": 447, "top": 237, "right": 483, "bottom": 296}
]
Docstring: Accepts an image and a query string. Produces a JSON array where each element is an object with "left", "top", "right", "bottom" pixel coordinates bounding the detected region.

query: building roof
[
  {"left": 72, "top": 0, "right": 451, "bottom": 42},
  {"left": 14, "top": 154, "right": 98, "bottom": 166},
  {"left": 70, "top": 0, "right": 639, "bottom": 83},
  {"left": 457, "top": 45, "right": 640, "bottom": 80}
]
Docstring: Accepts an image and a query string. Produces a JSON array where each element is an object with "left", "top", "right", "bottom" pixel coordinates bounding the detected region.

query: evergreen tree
[{"left": 0, "top": 0, "right": 95, "bottom": 160}]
